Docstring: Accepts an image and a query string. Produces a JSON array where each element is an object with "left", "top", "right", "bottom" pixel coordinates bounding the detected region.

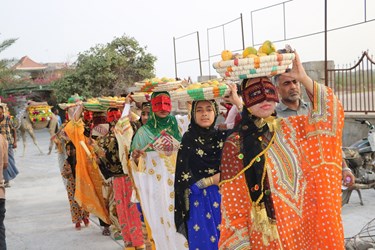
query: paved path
[
  {"left": 4, "top": 130, "right": 375, "bottom": 249},
  {"left": 6, "top": 130, "right": 123, "bottom": 250}
]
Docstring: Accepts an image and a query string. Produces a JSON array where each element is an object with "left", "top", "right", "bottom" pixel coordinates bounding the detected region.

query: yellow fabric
[{"left": 64, "top": 120, "right": 110, "bottom": 224}]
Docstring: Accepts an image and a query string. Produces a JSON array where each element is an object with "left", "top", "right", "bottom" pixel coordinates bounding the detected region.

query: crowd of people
[{"left": 1, "top": 51, "right": 352, "bottom": 250}]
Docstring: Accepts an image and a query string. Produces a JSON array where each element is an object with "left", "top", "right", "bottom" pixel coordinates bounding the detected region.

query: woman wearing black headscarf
[{"left": 174, "top": 83, "right": 241, "bottom": 250}]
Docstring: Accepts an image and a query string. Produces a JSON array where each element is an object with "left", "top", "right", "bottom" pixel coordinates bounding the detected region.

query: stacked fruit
[
  {"left": 83, "top": 97, "right": 106, "bottom": 112},
  {"left": 135, "top": 77, "right": 182, "bottom": 92},
  {"left": 172, "top": 79, "right": 230, "bottom": 101},
  {"left": 98, "top": 96, "right": 127, "bottom": 109},
  {"left": 213, "top": 40, "right": 295, "bottom": 80},
  {"left": 220, "top": 40, "right": 278, "bottom": 61}
]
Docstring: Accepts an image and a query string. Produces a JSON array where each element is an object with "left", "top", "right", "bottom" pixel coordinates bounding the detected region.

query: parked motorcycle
[{"left": 342, "top": 119, "right": 375, "bottom": 205}]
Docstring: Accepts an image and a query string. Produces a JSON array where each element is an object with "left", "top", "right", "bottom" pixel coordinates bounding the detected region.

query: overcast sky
[{"left": 1, "top": 0, "right": 375, "bottom": 81}]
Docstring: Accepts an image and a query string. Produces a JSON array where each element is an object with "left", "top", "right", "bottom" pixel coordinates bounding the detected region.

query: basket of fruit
[
  {"left": 83, "top": 98, "right": 107, "bottom": 112},
  {"left": 134, "top": 77, "right": 183, "bottom": 92},
  {"left": 130, "top": 92, "right": 152, "bottom": 103},
  {"left": 213, "top": 41, "right": 295, "bottom": 80},
  {"left": 171, "top": 80, "right": 231, "bottom": 101}
]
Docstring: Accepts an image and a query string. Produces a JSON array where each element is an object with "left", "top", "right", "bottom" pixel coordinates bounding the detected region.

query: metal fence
[{"left": 328, "top": 51, "right": 375, "bottom": 113}]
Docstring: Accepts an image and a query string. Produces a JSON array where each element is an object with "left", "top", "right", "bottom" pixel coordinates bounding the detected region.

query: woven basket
[
  {"left": 134, "top": 80, "right": 182, "bottom": 92},
  {"left": 171, "top": 84, "right": 230, "bottom": 101},
  {"left": 58, "top": 103, "right": 78, "bottom": 110},
  {"left": 83, "top": 102, "right": 107, "bottom": 112},
  {"left": 130, "top": 92, "right": 152, "bottom": 103},
  {"left": 213, "top": 53, "right": 295, "bottom": 80},
  {"left": 98, "top": 98, "right": 125, "bottom": 109}
]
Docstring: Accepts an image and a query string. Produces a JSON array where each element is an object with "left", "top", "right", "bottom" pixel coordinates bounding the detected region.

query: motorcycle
[{"left": 342, "top": 119, "right": 375, "bottom": 205}]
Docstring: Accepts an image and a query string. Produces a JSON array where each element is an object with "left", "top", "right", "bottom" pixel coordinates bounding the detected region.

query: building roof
[{"left": 12, "top": 56, "right": 47, "bottom": 71}]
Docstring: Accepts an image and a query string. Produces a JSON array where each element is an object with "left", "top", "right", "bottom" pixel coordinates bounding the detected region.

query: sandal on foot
[
  {"left": 102, "top": 227, "right": 110, "bottom": 236},
  {"left": 114, "top": 232, "right": 123, "bottom": 241}
]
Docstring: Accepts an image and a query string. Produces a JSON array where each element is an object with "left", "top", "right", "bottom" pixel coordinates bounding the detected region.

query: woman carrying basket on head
[
  {"left": 130, "top": 91, "right": 189, "bottom": 250},
  {"left": 174, "top": 83, "right": 241, "bottom": 250},
  {"left": 218, "top": 51, "right": 345, "bottom": 249}
]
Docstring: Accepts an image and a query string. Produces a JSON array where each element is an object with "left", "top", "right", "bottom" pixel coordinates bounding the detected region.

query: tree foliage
[
  {"left": 52, "top": 35, "right": 157, "bottom": 102},
  {"left": 0, "top": 38, "right": 18, "bottom": 89}
]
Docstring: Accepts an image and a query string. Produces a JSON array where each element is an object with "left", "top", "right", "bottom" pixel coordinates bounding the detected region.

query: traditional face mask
[
  {"left": 83, "top": 111, "right": 93, "bottom": 121},
  {"left": 107, "top": 110, "right": 121, "bottom": 123},
  {"left": 242, "top": 79, "right": 279, "bottom": 108},
  {"left": 151, "top": 94, "right": 171, "bottom": 112}
]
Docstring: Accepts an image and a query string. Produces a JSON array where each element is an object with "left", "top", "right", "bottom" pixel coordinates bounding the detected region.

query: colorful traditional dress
[
  {"left": 97, "top": 116, "right": 144, "bottom": 248},
  {"left": 130, "top": 93, "right": 189, "bottom": 250},
  {"left": 219, "top": 82, "right": 345, "bottom": 249},
  {"left": 175, "top": 100, "right": 227, "bottom": 250},
  {"left": 64, "top": 119, "right": 110, "bottom": 224},
  {"left": 61, "top": 152, "right": 89, "bottom": 224}
]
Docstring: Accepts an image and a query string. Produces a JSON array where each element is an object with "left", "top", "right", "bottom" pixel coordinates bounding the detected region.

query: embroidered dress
[
  {"left": 219, "top": 82, "right": 345, "bottom": 249},
  {"left": 175, "top": 100, "right": 227, "bottom": 250},
  {"left": 64, "top": 119, "right": 110, "bottom": 224},
  {"left": 130, "top": 93, "right": 188, "bottom": 250},
  {"left": 113, "top": 116, "right": 144, "bottom": 247}
]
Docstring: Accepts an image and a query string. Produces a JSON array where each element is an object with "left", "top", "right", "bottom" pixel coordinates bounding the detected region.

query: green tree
[
  {"left": 0, "top": 38, "right": 18, "bottom": 89},
  {"left": 52, "top": 35, "right": 157, "bottom": 102}
]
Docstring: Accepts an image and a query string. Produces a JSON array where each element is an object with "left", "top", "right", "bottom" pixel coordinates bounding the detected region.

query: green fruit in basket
[
  {"left": 243, "top": 47, "right": 257, "bottom": 58},
  {"left": 257, "top": 52, "right": 267, "bottom": 57},
  {"left": 261, "top": 40, "right": 276, "bottom": 55},
  {"left": 161, "top": 77, "right": 169, "bottom": 82}
]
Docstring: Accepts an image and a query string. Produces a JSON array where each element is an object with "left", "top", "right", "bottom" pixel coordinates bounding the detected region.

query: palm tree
[{"left": 0, "top": 38, "right": 18, "bottom": 89}]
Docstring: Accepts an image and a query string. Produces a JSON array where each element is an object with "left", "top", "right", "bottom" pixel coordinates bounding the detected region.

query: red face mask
[
  {"left": 242, "top": 79, "right": 279, "bottom": 108},
  {"left": 151, "top": 94, "right": 172, "bottom": 112},
  {"left": 107, "top": 110, "right": 121, "bottom": 123},
  {"left": 83, "top": 111, "right": 93, "bottom": 121}
]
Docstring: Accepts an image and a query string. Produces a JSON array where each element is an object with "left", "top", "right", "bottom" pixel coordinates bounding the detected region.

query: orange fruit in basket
[{"left": 221, "top": 50, "right": 233, "bottom": 61}]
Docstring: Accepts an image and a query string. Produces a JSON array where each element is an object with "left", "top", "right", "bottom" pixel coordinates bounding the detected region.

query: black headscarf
[
  {"left": 234, "top": 78, "right": 276, "bottom": 220},
  {"left": 174, "top": 100, "right": 227, "bottom": 239},
  {"left": 65, "top": 141, "right": 77, "bottom": 178}
]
